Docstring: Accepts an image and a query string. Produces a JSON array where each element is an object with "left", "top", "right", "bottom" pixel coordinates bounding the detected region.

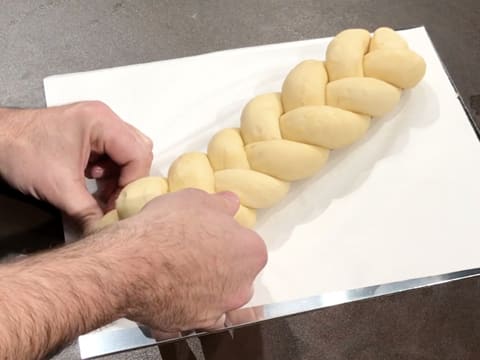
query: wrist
[
  {"left": 106, "top": 218, "right": 172, "bottom": 324},
  {"left": 74, "top": 227, "right": 138, "bottom": 320},
  {"left": 0, "top": 108, "right": 23, "bottom": 142},
  {"left": 0, "top": 108, "right": 32, "bottom": 179},
  {"left": 85, "top": 219, "right": 158, "bottom": 320},
  {"left": 0, "top": 108, "right": 15, "bottom": 153}
]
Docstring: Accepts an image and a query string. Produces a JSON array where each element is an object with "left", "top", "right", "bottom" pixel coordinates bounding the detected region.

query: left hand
[{"left": 0, "top": 101, "right": 153, "bottom": 232}]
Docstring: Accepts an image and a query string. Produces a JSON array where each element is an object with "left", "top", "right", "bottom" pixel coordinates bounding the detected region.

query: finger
[
  {"left": 226, "top": 306, "right": 263, "bottom": 325},
  {"left": 87, "top": 152, "right": 102, "bottom": 164},
  {"left": 99, "top": 120, "right": 153, "bottom": 187},
  {"left": 174, "top": 189, "right": 240, "bottom": 217},
  {"left": 85, "top": 164, "right": 105, "bottom": 179},
  {"left": 85, "top": 153, "right": 104, "bottom": 178},
  {"left": 226, "top": 308, "right": 254, "bottom": 326},
  {"left": 150, "top": 329, "right": 181, "bottom": 341},
  {"left": 212, "top": 191, "right": 240, "bottom": 216},
  {"left": 85, "top": 157, "right": 120, "bottom": 179},
  {"left": 104, "top": 186, "right": 122, "bottom": 211},
  {"left": 197, "top": 313, "right": 227, "bottom": 332},
  {"left": 94, "top": 177, "right": 120, "bottom": 211},
  {"left": 55, "top": 180, "right": 104, "bottom": 232},
  {"left": 117, "top": 156, "right": 153, "bottom": 187},
  {"left": 227, "top": 285, "right": 255, "bottom": 311},
  {"left": 123, "top": 121, "right": 154, "bottom": 148},
  {"left": 208, "top": 313, "right": 227, "bottom": 330}
]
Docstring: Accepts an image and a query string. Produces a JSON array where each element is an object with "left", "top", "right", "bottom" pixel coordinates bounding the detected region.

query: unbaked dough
[
  {"left": 115, "top": 176, "right": 168, "bottom": 219},
  {"left": 208, "top": 128, "right": 250, "bottom": 170},
  {"left": 281, "top": 60, "right": 328, "bottom": 112},
  {"left": 96, "top": 27, "right": 426, "bottom": 230},
  {"left": 168, "top": 152, "right": 215, "bottom": 193}
]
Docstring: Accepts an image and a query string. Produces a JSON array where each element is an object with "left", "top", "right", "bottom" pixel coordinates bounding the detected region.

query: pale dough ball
[
  {"left": 234, "top": 205, "right": 256, "bottom": 228},
  {"left": 281, "top": 60, "right": 328, "bottom": 112},
  {"left": 240, "top": 93, "right": 283, "bottom": 144},
  {"left": 369, "top": 27, "right": 408, "bottom": 52},
  {"left": 207, "top": 128, "right": 250, "bottom": 171},
  {"left": 364, "top": 49, "right": 427, "bottom": 89},
  {"left": 95, "top": 209, "right": 119, "bottom": 231},
  {"left": 116, "top": 176, "right": 169, "bottom": 219},
  {"left": 168, "top": 152, "right": 215, "bottom": 193},
  {"left": 326, "top": 28, "right": 371, "bottom": 81},
  {"left": 280, "top": 105, "right": 371, "bottom": 149},
  {"left": 245, "top": 139, "right": 329, "bottom": 182},
  {"left": 326, "top": 77, "right": 402, "bottom": 117},
  {"left": 214, "top": 169, "right": 290, "bottom": 209}
]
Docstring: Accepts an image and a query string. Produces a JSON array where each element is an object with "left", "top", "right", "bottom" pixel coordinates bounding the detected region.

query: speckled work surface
[{"left": 1, "top": 1, "right": 480, "bottom": 359}]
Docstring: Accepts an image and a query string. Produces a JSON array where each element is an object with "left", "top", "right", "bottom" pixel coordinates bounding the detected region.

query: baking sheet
[{"left": 44, "top": 27, "right": 480, "bottom": 311}]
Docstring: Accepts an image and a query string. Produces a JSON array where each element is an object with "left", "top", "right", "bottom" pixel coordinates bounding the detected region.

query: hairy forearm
[
  {"left": 0, "top": 108, "right": 32, "bottom": 181},
  {"left": 0, "top": 229, "right": 133, "bottom": 360}
]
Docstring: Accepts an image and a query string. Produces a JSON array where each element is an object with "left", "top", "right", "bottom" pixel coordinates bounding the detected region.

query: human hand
[
  {"left": 0, "top": 101, "right": 153, "bottom": 231},
  {"left": 107, "top": 189, "right": 267, "bottom": 333},
  {"left": 0, "top": 188, "right": 267, "bottom": 359}
]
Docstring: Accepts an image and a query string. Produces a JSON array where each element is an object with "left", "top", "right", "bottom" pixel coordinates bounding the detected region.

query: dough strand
[{"left": 98, "top": 27, "right": 426, "bottom": 229}]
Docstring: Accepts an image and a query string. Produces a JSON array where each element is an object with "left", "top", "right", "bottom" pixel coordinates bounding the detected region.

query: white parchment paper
[{"left": 44, "top": 27, "right": 480, "bottom": 309}]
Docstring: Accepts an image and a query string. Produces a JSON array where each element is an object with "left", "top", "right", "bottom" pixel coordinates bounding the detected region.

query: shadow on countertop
[{"left": 0, "top": 181, "right": 64, "bottom": 258}]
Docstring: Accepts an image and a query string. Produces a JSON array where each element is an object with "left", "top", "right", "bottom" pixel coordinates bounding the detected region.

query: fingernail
[{"left": 92, "top": 165, "right": 105, "bottom": 179}]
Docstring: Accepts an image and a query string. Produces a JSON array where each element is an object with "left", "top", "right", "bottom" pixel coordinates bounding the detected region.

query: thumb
[
  {"left": 205, "top": 313, "right": 227, "bottom": 330},
  {"left": 57, "top": 181, "right": 104, "bottom": 232},
  {"left": 212, "top": 191, "right": 240, "bottom": 216}
]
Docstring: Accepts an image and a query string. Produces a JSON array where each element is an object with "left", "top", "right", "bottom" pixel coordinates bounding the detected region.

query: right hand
[{"left": 105, "top": 189, "right": 267, "bottom": 333}]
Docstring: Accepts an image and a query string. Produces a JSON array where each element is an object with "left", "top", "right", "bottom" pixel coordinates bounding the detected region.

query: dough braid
[{"left": 98, "top": 27, "right": 426, "bottom": 230}]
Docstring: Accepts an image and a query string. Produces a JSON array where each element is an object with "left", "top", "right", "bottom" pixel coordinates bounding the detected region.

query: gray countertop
[
  {"left": 1, "top": 1, "right": 480, "bottom": 359},
  {"left": 2, "top": 1, "right": 479, "bottom": 112}
]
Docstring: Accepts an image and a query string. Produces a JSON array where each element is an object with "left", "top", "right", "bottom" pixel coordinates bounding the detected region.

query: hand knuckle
[
  {"left": 146, "top": 150, "right": 154, "bottom": 162},
  {"left": 258, "top": 240, "right": 268, "bottom": 267},
  {"left": 246, "top": 231, "right": 268, "bottom": 267},
  {"left": 145, "top": 137, "right": 154, "bottom": 151},
  {"left": 78, "top": 100, "right": 111, "bottom": 116}
]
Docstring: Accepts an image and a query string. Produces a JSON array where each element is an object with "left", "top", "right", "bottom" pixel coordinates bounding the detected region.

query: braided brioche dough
[
  {"left": 245, "top": 140, "right": 329, "bottom": 181},
  {"left": 325, "top": 29, "right": 371, "bottom": 80},
  {"left": 240, "top": 93, "right": 283, "bottom": 143},
  {"left": 280, "top": 106, "right": 371, "bottom": 149},
  {"left": 215, "top": 169, "right": 290, "bottom": 208},
  {"left": 326, "top": 77, "right": 402, "bottom": 117},
  {"left": 369, "top": 27, "right": 408, "bottom": 51},
  {"left": 208, "top": 128, "right": 250, "bottom": 170},
  {"left": 98, "top": 27, "right": 426, "bottom": 230},
  {"left": 116, "top": 176, "right": 168, "bottom": 218},
  {"left": 168, "top": 152, "right": 215, "bottom": 193},
  {"left": 281, "top": 60, "right": 328, "bottom": 112}
]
